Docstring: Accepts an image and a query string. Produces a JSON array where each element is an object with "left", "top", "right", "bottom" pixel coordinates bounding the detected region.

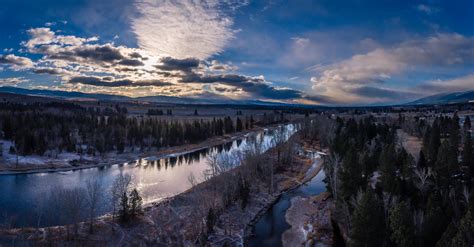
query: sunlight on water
[{"left": 0, "top": 124, "right": 297, "bottom": 227}]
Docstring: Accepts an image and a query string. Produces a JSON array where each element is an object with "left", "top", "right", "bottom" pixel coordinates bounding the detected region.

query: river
[
  {"left": 0, "top": 124, "right": 296, "bottom": 228},
  {"left": 247, "top": 155, "right": 326, "bottom": 247}
]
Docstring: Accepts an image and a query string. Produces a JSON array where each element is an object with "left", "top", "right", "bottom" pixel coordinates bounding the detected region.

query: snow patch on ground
[{"left": 0, "top": 139, "right": 97, "bottom": 167}]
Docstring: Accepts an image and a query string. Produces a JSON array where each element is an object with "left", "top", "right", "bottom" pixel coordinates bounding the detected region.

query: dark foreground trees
[
  {"left": 321, "top": 115, "right": 473, "bottom": 247},
  {"left": 351, "top": 191, "right": 384, "bottom": 247}
]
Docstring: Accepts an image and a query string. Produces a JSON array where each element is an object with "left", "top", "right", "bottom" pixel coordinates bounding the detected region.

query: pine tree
[
  {"left": 389, "top": 202, "right": 415, "bottom": 247},
  {"left": 206, "top": 207, "right": 216, "bottom": 234},
  {"left": 435, "top": 140, "right": 458, "bottom": 187},
  {"left": 129, "top": 188, "right": 143, "bottom": 218},
  {"left": 462, "top": 116, "right": 473, "bottom": 178},
  {"left": 351, "top": 190, "right": 385, "bottom": 247},
  {"left": 339, "top": 147, "right": 365, "bottom": 201},
  {"left": 417, "top": 150, "right": 427, "bottom": 168},
  {"left": 379, "top": 144, "right": 398, "bottom": 194},
  {"left": 119, "top": 192, "right": 130, "bottom": 223},
  {"left": 462, "top": 131, "right": 473, "bottom": 180},
  {"left": 236, "top": 117, "right": 243, "bottom": 132},
  {"left": 428, "top": 121, "right": 441, "bottom": 164},
  {"left": 449, "top": 201, "right": 474, "bottom": 247},
  {"left": 238, "top": 177, "right": 250, "bottom": 209}
]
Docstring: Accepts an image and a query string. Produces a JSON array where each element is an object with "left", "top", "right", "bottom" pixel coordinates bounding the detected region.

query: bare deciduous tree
[
  {"left": 111, "top": 173, "right": 132, "bottom": 221},
  {"left": 413, "top": 167, "right": 432, "bottom": 201},
  {"left": 85, "top": 178, "right": 103, "bottom": 233},
  {"left": 49, "top": 187, "right": 86, "bottom": 239},
  {"left": 187, "top": 172, "right": 198, "bottom": 187}
]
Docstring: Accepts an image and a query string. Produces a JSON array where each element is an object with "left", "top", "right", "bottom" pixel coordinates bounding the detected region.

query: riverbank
[
  {"left": 210, "top": 145, "right": 324, "bottom": 246},
  {"left": 0, "top": 132, "right": 316, "bottom": 246},
  {"left": 282, "top": 192, "right": 334, "bottom": 247},
  {"left": 244, "top": 145, "right": 325, "bottom": 247},
  {"left": 0, "top": 124, "right": 283, "bottom": 175}
]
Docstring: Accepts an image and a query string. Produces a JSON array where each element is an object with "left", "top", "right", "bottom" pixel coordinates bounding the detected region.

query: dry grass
[{"left": 397, "top": 129, "right": 422, "bottom": 159}]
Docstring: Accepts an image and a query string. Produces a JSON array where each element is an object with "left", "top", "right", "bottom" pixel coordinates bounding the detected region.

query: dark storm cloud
[
  {"left": 180, "top": 73, "right": 305, "bottom": 100},
  {"left": 303, "top": 94, "right": 338, "bottom": 104},
  {"left": 33, "top": 68, "right": 62, "bottom": 75},
  {"left": 180, "top": 73, "right": 264, "bottom": 84},
  {"left": 36, "top": 43, "right": 145, "bottom": 68},
  {"left": 213, "top": 86, "right": 239, "bottom": 93},
  {"left": 75, "top": 45, "right": 124, "bottom": 61},
  {"left": 118, "top": 59, "right": 144, "bottom": 66},
  {"left": 69, "top": 76, "right": 172, "bottom": 87},
  {"left": 129, "top": 52, "right": 147, "bottom": 60},
  {"left": 47, "top": 44, "right": 125, "bottom": 63},
  {"left": 350, "top": 86, "right": 421, "bottom": 100},
  {"left": 155, "top": 57, "right": 200, "bottom": 72}
]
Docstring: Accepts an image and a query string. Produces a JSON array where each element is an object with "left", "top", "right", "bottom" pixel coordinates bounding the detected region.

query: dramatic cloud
[
  {"left": 131, "top": 0, "right": 246, "bottom": 59},
  {"left": 68, "top": 76, "right": 172, "bottom": 87},
  {"left": 311, "top": 33, "right": 474, "bottom": 103},
  {"left": 3, "top": 26, "right": 321, "bottom": 103},
  {"left": 155, "top": 57, "right": 201, "bottom": 72},
  {"left": 417, "top": 74, "right": 474, "bottom": 94},
  {"left": 21, "top": 27, "right": 167, "bottom": 88},
  {"left": 24, "top": 28, "right": 148, "bottom": 70},
  {"left": 118, "top": 59, "right": 144, "bottom": 66},
  {"left": 0, "top": 77, "right": 29, "bottom": 86},
  {"left": 23, "top": 27, "right": 97, "bottom": 50},
  {"left": 207, "top": 60, "right": 237, "bottom": 71},
  {"left": 0, "top": 54, "right": 34, "bottom": 70},
  {"left": 180, "top": 72, "right": 307, "bottom": 100},
  {"left": 32, "top": 67, "right": 65, "bottom": 75},
  {"left": 350, "top": 86, "right": 421, "bottom": 101}
]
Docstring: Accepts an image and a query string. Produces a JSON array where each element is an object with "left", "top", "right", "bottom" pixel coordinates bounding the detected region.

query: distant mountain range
[
  {"left": 409, "top": 90, "right": 474, "bottom": 105},
  {"left": 0, "top": 86, "right": 293, "bottom": 106},
  {"left": 2, "top": 86, "right": 473, "bottom": 107}
]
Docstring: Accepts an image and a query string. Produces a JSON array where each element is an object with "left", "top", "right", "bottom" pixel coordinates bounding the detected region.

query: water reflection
[{"left": 0, "top": 124, "right": 296, "bottom": 228}]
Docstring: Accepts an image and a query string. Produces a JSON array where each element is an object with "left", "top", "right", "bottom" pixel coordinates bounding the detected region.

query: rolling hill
[{"left": 409, "top": 90, "right": 474, "bottom": 105}]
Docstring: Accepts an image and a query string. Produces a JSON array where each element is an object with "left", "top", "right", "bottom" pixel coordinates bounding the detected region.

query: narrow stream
[{"left": 247, "top": 157, "right": 326, "bottom": 247}]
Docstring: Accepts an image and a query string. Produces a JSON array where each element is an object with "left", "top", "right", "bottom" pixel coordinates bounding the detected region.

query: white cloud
[
  {"left": 131, "top": 0, "right": 246, "bottom": 59},
  {"left": 310, "top": 33, "right": 474, "bottom": 103},
  {"left": 207, "top": 60, "right": 237, "bottom": 71},
  {"left": 419, "top": 74, "right": 474, "bottom": 94},
  {"left": 0, "top": 54, "right": 34, "bottom": 70},
  {"left": 417, "top": 4, "right": 439, "bottom": 15},
  {"left": 0, "top": 77, "right": 30, "bottom": 86},
  {"left": 23, "top": 27, "right": 97, "bottom": 51},
  {"left": 6, "top": 26, "right": 315, "bottom": 103}
]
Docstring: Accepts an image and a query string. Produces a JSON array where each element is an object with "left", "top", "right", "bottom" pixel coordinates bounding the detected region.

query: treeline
[
  {"left": 0, "top": 102, "right": 286, "bottom": 157},
  {"left": 318, "top": 115, "right": 473, "bottom": 246}
]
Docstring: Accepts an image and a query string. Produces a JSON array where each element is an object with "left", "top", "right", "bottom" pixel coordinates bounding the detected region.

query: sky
[{"left": 0, "top": 0, "right": 473, "bottom": 105}]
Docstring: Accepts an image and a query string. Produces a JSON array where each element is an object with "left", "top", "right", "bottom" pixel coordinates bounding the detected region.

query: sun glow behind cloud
[
  {"left": 0, "top": 1, "right": 473, "bottom": 105},
  {"left": 0, "top": 25, "right": 311, "bottom": 102},
  {"left": 131, "top": 0, "right": 245, "bottom": 59}
]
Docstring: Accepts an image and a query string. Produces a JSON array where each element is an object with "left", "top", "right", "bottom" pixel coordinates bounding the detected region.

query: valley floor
[{"left": 0, "top": 135, "right": 322, "bottom": 246}]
